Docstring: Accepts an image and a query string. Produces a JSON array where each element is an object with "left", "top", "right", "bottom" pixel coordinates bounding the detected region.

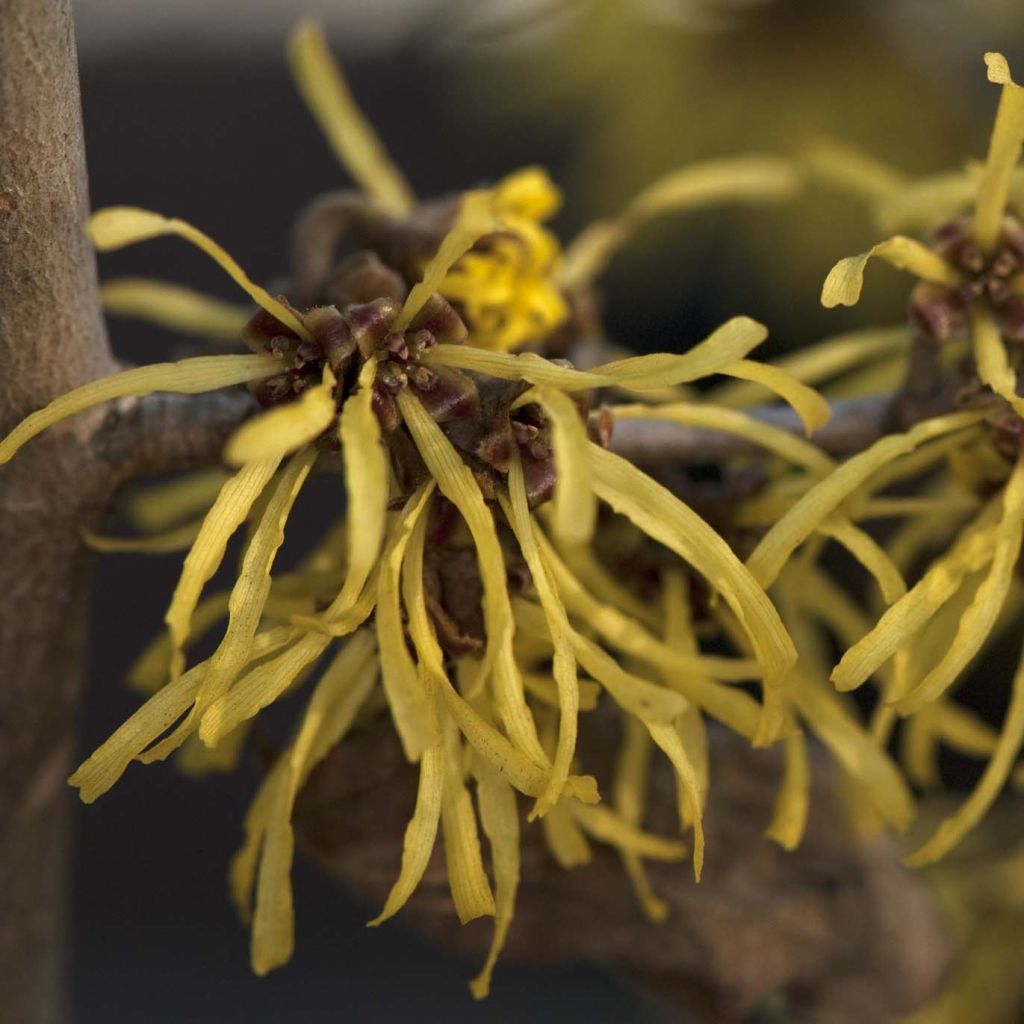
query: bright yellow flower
[
  {"left": 799, "top": 52, "right": 1024, "bottom": 868},
  {"left": 0, "top": 18, "right": 857, "bottom": 1000}
]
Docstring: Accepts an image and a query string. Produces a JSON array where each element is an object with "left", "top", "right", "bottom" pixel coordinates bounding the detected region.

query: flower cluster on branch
[{"left": 4, "top": 20, "right": 1024, "bottom": 1011}]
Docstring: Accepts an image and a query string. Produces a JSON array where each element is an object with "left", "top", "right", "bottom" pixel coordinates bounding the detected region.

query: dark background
[{"left": 69, "top": 2, "right": 1024, "bottom": 1020}]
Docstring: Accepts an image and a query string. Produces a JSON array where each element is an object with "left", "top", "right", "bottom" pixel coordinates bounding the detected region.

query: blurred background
[{"left": 72, "top": 1, "right": 1024, "bottom": 1020}]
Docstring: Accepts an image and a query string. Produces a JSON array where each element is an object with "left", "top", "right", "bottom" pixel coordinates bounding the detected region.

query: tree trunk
[{"left": 0, "top": 2, "right": 115, "bottom": 1020}]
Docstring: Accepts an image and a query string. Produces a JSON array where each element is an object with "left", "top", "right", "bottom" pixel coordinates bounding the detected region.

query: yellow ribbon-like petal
[
  {"left": 589, "top": 444, "right": 795, "bottom": 745},
  {"left": 612, "top": 718, "right": 669, "bottom": 922},
  {"left": 613, "top": 403, "right": 834, "bottom": 475},
  {"left": 375, "top": 484, "right": 437, "bottom": 761},
  {"left": 821, "top": 236, "right": 962, "bottom": 309},
  {"left": 397, "top": 190, "right": 499, "bottom": 332},
  {"left": 747, "top": 411, "right": 986, "bottom": 589},
  {"left": 224, "top": 386, "right": 335, "bottom": 466},
  {"left": 561, "top": 156, "right": 800, "bottom": 287},
  {"left": 0, "top": 354, "right": 280, "bottom": 465},
  {"left": 531, "top": 386, "right": 596, "bottom": 547},
  {"left": 286, "top": 20, "right": 415, "bottom": 215},
  {"left": 708, "top": 327, "right": 907, "bottom": 409},
  {"left": 398, "top": 389, "right": 546, "bottom": 765},
  {"left": 974, "top": 53, "right": 1024, "bottom": 252},
  {"left": 905, "top": 638, "right": 1024, "bottom": 866},
  {"left": 897, "top": 457, "right": 1024, "bottom": 715},
  {"left": 440, "top": 717, "right": 496, "bottom": 925},
  {"left": 468, "top": 753, "right": 520, "bottom": 999},
  {"left": 89, "top": 207, "right": 309, "bottom": 339},
  {"left": 124, "top": 469, "right": 230, "bottom": 532},
  {"left": 718, "top": 360, "right": 831, "bottom": 435},
  {"left": 973, "top": 304, "right": 1024, "bottom": 418},
  {"left": 100, "top": 278, "right": 251, "bottom": 341},
  {"left": 502, "top": 462, "right": 580, "bottom": 818},
  {"left": 249, "top": 633, "right": 378, "bottom": 974},
  {"left": 424, "top": 316, "right": 768, "bottom": 392},
  {"left": 164, "top": 455, "right": 283, "bottom": 681}
]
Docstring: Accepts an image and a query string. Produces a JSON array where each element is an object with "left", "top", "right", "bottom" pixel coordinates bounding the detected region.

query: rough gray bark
[{"left": 0, "top": 3, "right": 116, "bottom": 1021}]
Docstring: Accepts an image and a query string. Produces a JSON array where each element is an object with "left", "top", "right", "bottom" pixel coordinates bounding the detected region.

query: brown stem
[
  {"left": 0, "top": 3, "right": 116, "bottom": 1021},
  {"left": 295, "top": 718, "right": 953, "bottom": 1023}
]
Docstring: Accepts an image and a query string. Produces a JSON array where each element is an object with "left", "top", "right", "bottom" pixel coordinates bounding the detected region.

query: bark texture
[{"left": 0, "top": 3, "right": 116, "bottom": 1021}]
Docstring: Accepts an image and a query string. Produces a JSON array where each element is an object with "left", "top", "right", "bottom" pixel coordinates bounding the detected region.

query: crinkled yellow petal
[
  {"left": 832, "top": 514, "right": 1000, "bottom": 694},
  {"left": 81, "top": 519, "right": 202, "bottom": 554},
  {"left": 69, "top": 665, "right": 204, "bottom": 803},
  {"left": 571, "top": 802, "right": 686, "bottom": 862},
  {"left": 820, "top": 237, "right": 961, "bottom": 309},
  {"left": 178, "top": 721, "right": 252, "bottom": 777},
  {"left": 129, "top": 592, "right": 231, "bottom": 695},
  {"left": 906, "top": 639, "right": 1024, "bottom": 866},
  {"left": 802, "top": 138, "right": 909, "bottom": 203},
  {"left": 494, "top": 165, "right": 561, "bottom": 220},
  {"left": 89, "top": 207, "right": 309, "bottom": 338},
  {"left": 708, "top": 327, "right": 907, "bottom": 409},
  {"left": 425, "top": 316, "right": 767, "bottom": 392},
  {"left": 789, "top": 669, "right": 915, "bottom": 830},
  {"left": 818, "top": 516, "right": 907, "bottom": 606},
  {"left": 613, "top": 717, "right": 669, "bottom": 922},
  {"left": 402, "top": 502, "right": 591, "bottom": 803},
  {"left": 367, "top": 512, "right": 448, "bottom": 926},
  {"left": 566, "top": 629, "right": 688, "bottom": 725},
  {"left": 468, "top": 756, "right": 520, "bottom": 999},
  {"left": 229, "top": 763, "right": 281, "bottom": 925},
  {"left": 398, "top": 389, "right": 546, "bottom": 765},
  {"left": 440, "top": 718, "right": 496, "bottom": 924},
  {"left": 199, "top": 563, "right": 381, "bottom": 749},
  {"left": 315, "top": 358, "right": 391, "bottom": 621},
  {"left": 902, "top": 706, "right": 942, "bottom": 789},
  {"left": 661, "top": 573, "right": 710, "bottom": 808},
  {"left": 974, "top": 53, "right": 1024, "bottom": 252},
  {"left": 646, "top": 721, "right": 705, "bottom": 880},
  {"left": 152, "top": 452, "right": 315, "bottom": 758},
  {"left": 0, "top": 354, "right": 280, "bottom": 465},
  {"left": 532, "top": 387, "right": 596, "bottom": 546},
  {"left": 124, "top": 469, "right": 231, "bottom": 533},
  {"left": 876, "top": 170, "right": 979, "bottom": 234},
  {"left": 764, "top": 715, "right": 810, "bottom": 851},
  {"left": 897, "top": 458, "right": 1024, "bottom": 714},
  {"left": 935, "top": 701, "right": 1001, "bottom": 759},
  {"left": 561, "top": 156, "right": 799, "bottom": 286},
  {"left": 164, "top": 455, "right": 283, "bottom": 680},
  {"left": 532, "top": 538, "right": 762, "bottom": 734},
  {"left": 589, "top": 444, "right": 794, "bottom": 745},
  {"left": 747, "top": 411, "right": 986, "bottom": 589},
  {"left": 397, "top": 190, "right": 499, "bottom": 332},
  {"left": 973, "top": 304, "right": 1024, "bottom": 418},
  {"left": 501, "top": 471, "right": 579, "bottom": 819},
  {"left": 613, "top": 403, "right": 834, "bottom": 474},
  {"left": 224, "top": 387, "right": 335, "bottom": 466},
  {"left": 199, "top": 634, "right": 327, "bottom": 749},
  {"left": 100, "top": 278, "right": 250, "bottom": 341},
  {"left": 376, "top": 484, "right": 437, "bottom": 761},
  {"left": 542, "top": 801, "right": 592, "bottom": 868},
  {"left": 250, "top": 633, "right": 378, "bottom": 973},
  {"left": 441, "top": 673, "right": 597, "bottom": 801},
  {"left": 286, "top": 20, "right": 414, "bottom": 215},
  {"left": 523, "top": 672, "right": 599, "bottom": 711},
  {"left": 556, "top": 539, "right": 661, "bottom": 631},
  {"left": 718, "top": 360, "right": 831, "bottom": 435}
]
